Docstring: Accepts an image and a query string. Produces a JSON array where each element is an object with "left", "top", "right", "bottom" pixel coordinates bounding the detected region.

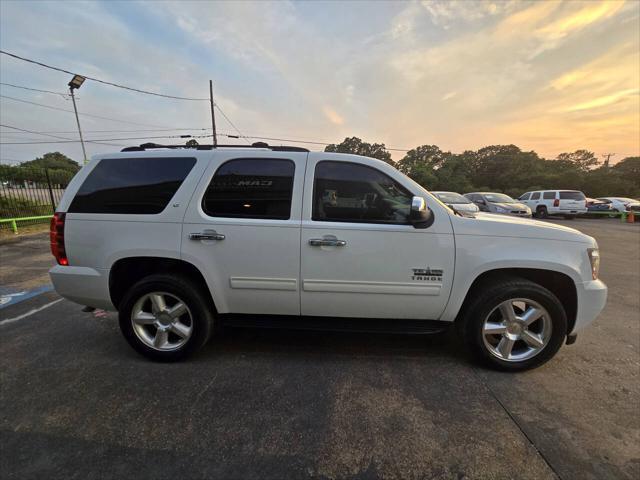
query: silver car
[
  {"left": 464, "top": 192, "right": 532, "bottom": 217},
  {"left": 432, "top": 191, "right": 479, "bottom": 214}
]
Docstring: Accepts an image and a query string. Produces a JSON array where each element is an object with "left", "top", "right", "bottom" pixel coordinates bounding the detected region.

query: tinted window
[
  {"left": 313, "top": 161, "right": 412, "bottom": 224},
  {"left": 69, "top": 157, "right": 196, "bottom": 214},
  {"left": 202, "top": 158, "right": 294, "bottom": 219},
  {"left": 543, "top": 191, "right": 556, "bottom": 199},
  {"left": 519, "top": 193, "right": 531, "bottom": 200},
  {"left": 531, "top": 192, "right": 540, "bottom": 200},
  {"left": 560, "top": 191, "right": 586, "bottom": 200}
]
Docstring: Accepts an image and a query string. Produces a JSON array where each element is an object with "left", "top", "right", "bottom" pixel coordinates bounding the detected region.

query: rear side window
[
  {"left": 202, "top": 158, "right": 295, "bottom": 219},
  {"left": 543, "top": 191, "right": 556, "bottom": 199},
  {"left": 69, "top": 157, "right": 196, "bottom": 214},
  {"left": 560, "top": 191, "right": 586, "bottom": 200},
  {"left": 531, "top": 192, "right": 540, "bottom": 200}
]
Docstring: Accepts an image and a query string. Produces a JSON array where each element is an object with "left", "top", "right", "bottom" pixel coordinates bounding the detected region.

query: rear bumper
[
  {"left": 572, "top": 279, "right": 607, "bottom": 333},
  {"left": 49, "top": 265, "right": 115, "bottom": 310},
  {"left": 550, "top": 209, "right": 588, "bottom": 215}
]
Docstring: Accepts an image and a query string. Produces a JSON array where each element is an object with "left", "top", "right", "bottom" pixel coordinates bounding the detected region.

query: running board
[{"left": 218, "top": 314, "right": 451, "bottom": 335}]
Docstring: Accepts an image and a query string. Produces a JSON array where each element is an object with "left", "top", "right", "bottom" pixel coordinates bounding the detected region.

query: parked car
[
  {"left": 586, "top": 198, "right": 613, "bottom": 214},
  {"left": 432, "top": 191, "right": 479, "bottom": 214},
  {"left": 49, "top": 144, "right": 606, "bottom": 371},
  {"left": 519, "top": 190, "right": 587, "bottom": 219},
  {"left": 464, "top": 192, "right": 531, "bottom": 217},
  {"left": 595, "top": 197, "right": 640, "bottom": 213}
]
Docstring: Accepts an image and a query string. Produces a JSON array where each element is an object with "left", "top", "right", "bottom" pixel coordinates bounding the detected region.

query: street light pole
[{"left": 68, "top": 75, "right": 87, "bottom": 165}]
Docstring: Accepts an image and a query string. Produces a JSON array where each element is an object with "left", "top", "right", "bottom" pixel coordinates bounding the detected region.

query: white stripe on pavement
[{"left": 0, "top": 298, "right": 63, "bottom": 326}]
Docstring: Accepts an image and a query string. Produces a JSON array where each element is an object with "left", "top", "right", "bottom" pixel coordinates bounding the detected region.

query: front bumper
[
  {"left": 572, "top": 279, "right": 607, "bottom": 333},
  {"left": 503, "top": 211, "right": 532, "bottom": 218},
  {"left": 49, "top": 265, "right": 115, "bottom": 310}
]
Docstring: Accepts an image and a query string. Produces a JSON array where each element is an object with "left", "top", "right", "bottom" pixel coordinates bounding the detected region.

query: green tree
[
  {"left": 555, "top": 150, "right": 598, "bottom": 172},
  {"left": 325, "top": 137, "right": 394, "bottom": 165},
  {"left": 433, "top": 153, "right": 475, "bottom": 193},
  {"left": 20, "top": 152, "right": 80, "bottom": 172},
  {"left": 612, "top": 157, "right": 640, "bottom": 188},
  {"left": 395, "top": 145, "right": 445, "bottom": 189}
]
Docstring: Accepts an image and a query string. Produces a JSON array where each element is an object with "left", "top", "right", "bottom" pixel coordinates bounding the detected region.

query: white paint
[
  {"left": 0, "top": 299, "right": 63, "bottom": 326},
  {"left": 49, "top": 148, "right": 607, "bottom": 335}
]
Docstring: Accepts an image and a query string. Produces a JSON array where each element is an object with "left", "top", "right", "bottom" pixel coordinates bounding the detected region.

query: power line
[
  {"left": 0, "top": 127, "right": 209, "bottom": 135},
  {"left": 215, "top": 105, "right": 250, "bottom": 144},
  {"left": 0, "top": 124, "right": 125, "bottom": 147},
  {"left": 0, "top": 82, "right": 70, "bottom": 98},
  {"left": 0, "top": 133, "right": 215, "bottom": 145},
  {"left": 0, "top": 94, "right": 172, "bottom": 128},
  {"left": 0, "top": 50, "right": 209, "bottom": 101},
  {"left": 234, "top": 134, "right": 410, "bottom": 152}
]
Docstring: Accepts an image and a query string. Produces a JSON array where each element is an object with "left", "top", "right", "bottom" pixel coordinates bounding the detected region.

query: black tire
[
  {"left": 118, "top": 274, "right": 214, "bottom": 361},
  {"left": 459, "top": 276, "right": 567, "bottom": 371},
  {"left": 536, "top": 206, "right": 548, "bottom": 219}
]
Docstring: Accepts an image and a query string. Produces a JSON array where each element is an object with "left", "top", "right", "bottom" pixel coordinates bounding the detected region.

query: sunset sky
[{"left": 1, "top": 0, "right": 638, "bottom": 164}]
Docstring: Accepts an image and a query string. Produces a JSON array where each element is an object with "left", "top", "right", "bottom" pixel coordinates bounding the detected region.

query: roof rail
[{"left": 120, "top": 142, "right": 310, "bottom": 153}]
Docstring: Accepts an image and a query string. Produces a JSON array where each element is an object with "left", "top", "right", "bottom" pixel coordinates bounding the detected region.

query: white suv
[
  {"left": 49, "top": 144, "right": 607, "bottom": 371},
  {"left": 519, "top": 190, "right": 588, "bottom": 219}
]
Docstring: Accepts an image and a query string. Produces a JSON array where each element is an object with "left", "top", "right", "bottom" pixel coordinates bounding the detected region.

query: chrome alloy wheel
[
  {"left": 482, "top": 298, "right": 552, "bottom": 362},
  {"left": 131, "top": 292, "right": 193, "bottom": 351}
]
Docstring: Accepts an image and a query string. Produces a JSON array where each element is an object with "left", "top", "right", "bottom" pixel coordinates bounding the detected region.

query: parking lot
[{"left": 1, "top": 218, "right": 638, "bottom": 480}]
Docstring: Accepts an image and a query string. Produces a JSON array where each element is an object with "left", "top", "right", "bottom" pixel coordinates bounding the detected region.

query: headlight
[{"left": 587, "top": 248, "right": 600, "bottom": 280}]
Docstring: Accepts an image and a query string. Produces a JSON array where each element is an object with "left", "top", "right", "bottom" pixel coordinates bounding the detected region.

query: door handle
[
  {"left": 309, "top": 237, "right": 347, "bottom": 247},
  {"left": 189, "top": 230, "right": 225, "bottom": 241}
]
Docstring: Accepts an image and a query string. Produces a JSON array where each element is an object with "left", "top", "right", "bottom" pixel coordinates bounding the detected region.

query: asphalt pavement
[{"left": 1, "top": 219, "right": 638, "bottom": 480}]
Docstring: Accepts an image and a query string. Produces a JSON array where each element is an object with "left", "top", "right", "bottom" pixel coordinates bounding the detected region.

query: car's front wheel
[
  {"left": 118, "top": 274, "right": 214, "bottom": 361},
  {"left": 460, "top": 277, "right": 567, "bottom": 371}
]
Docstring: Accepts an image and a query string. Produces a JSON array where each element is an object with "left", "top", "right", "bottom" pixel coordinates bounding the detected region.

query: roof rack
[{"left": 120, "top": 142, "right": 310, "bottom": 153}]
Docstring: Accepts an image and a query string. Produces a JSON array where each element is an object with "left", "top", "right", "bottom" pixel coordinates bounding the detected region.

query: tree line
[
  {"left": 0, "top": 152, "right": 80, "bottom": 186},
  {"left": 2, "top": 143, "right": 639, "bottom": 199},
  {"left": 326, "top": 137, "right": 640, "bottom": 199}
]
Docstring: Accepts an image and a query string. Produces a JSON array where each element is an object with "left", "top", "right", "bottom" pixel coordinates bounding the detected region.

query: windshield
[
  {"left": 484, "top": 193, "right": 516, "bottom": 203},
  {"left": 434, "top": 192, "right": 470, "bottom": 204}
]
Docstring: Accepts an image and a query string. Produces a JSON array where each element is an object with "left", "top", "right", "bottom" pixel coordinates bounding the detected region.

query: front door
[
  {"left": 182, "top": 151, "right": 307, "bottom": 316},
  {"left": 300, "top": 154, "right": 455, "bottom": 320}
]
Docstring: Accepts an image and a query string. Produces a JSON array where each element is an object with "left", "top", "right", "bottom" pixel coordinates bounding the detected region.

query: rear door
[
  {"left": 182, "top": 151, "right": 307, "bottom": 315},
  {"left": 299, "top": 153, "right": 455, "bottom": 320},
  {"left": 529, "top": 191, "right": 541, "bottom": 210}
]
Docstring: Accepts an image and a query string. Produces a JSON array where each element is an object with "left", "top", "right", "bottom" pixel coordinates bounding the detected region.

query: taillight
[
  {"left": 553, "top": 199, "right": 559, "bottom": 207},
  {"left": 50, "top": 212, "right": 68, "bottom": 266}
]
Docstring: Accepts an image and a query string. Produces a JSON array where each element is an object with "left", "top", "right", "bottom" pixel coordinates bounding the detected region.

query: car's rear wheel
[
  {"left": 460, "top": 277, "right": 567, "bottom": 371},
  {"left": 118, "top": 274, "right": 214, "bottom": 361},
  {"left": 536, "top": 206, "right": 548, "bottom": 219}
]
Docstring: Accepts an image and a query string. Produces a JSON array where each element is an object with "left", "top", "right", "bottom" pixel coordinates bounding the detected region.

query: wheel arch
[
  {"left": 453, "top": 268, "right": 578, "bottom": 334},
  {"left": 109, "top": 257, "right": 217, "bottom": 313}
]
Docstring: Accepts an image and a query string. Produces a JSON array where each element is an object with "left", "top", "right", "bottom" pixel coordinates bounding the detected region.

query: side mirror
[{"left": 410, "top": 196, "right": 434, "bottom": 229}]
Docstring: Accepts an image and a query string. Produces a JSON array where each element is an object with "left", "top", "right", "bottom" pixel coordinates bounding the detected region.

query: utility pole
[
  {"left": 209, "top": 80, "right": 218, "bottom": 147},
  {"left": 602, "top": 153, "right": 615, "bottom": 167},
  {"left": 68, "top": 75, "right": 88, "bottom": 165}
]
